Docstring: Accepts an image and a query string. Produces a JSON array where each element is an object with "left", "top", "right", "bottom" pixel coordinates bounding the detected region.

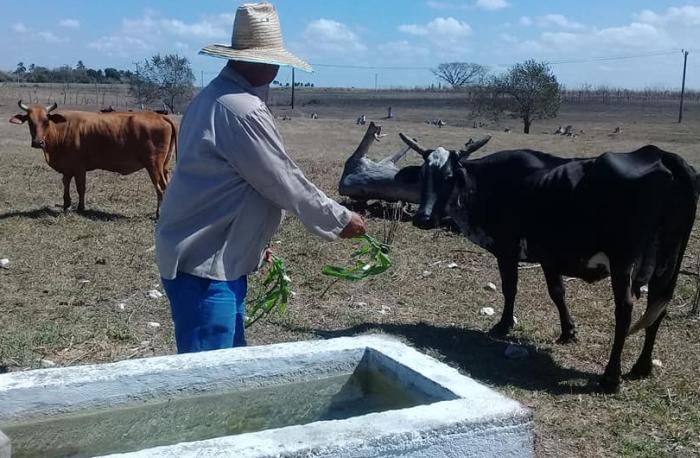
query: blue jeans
[{"left": 161, "top": 272, "right": 247, "bottom": 354}]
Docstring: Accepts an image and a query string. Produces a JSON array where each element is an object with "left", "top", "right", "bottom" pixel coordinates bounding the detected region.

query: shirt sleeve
[{"left": 215, "top": 101, "right": 352, "bottom": 241}]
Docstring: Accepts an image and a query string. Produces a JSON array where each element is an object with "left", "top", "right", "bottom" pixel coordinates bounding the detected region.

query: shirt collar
[{"left": 218, "top": 66, "right": 270, "bottom": 102}]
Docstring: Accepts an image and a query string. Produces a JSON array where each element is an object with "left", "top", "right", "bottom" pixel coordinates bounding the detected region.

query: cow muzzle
[{"left": 31, "top": 139, "right": 45, "bottom": 149}]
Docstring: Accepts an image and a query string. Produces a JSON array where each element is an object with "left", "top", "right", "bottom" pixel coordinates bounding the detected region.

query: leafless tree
[{"left": 432, "top": 62, "right": 488, "bottom": 89}]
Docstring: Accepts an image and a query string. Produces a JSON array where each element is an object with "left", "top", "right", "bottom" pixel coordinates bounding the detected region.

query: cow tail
[
  {"left": 167, "top": 117, "right": 178, "bottom": 165},
  {"left": 628, "top": 154, "right": 699, "bottom": 335}
]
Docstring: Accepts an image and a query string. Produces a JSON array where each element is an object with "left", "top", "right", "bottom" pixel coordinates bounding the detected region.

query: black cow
[{"left": 397, "top": 134, "right": 699, "bottom": 392}]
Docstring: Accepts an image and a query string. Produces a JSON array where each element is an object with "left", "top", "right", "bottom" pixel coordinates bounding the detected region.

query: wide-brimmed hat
[{"left": 199, "top": 3, "right": 312, "bottom": 72}]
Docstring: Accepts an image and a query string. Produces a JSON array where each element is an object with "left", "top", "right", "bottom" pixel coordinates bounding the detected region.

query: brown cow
[{"left": 9, "top": 101, "right": 177, "bottom": 217}]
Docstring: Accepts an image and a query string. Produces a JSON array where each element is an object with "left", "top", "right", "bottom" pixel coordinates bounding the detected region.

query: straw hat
[{"left": 200, "top": 3, "right": 312, "bottom": 72}]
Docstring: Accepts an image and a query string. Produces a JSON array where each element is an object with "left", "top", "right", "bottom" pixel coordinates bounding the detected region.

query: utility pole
[
  {"left": 291, "top": 67, "right": 295, "bottom": 110},
  {"left": 679, "top": 49, "right": 689, "bottom": 124}
]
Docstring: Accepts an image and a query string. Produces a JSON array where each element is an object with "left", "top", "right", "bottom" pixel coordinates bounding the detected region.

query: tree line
[{"left": 2, "top": 61, "right": 135, "bottom": 84}]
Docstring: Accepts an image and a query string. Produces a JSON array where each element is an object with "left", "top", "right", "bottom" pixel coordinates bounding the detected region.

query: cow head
[
  {"left": 396, "top": 133, "right": 491, "bottom": 229},
  {"left": 9, "top": 100, "right": 62, "bottom": 149}
]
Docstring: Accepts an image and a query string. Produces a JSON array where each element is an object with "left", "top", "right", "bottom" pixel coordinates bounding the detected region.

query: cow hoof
[
  {"left": 489, "top": 321, "right": 513, "bottom": 337},
  {"left": 596, "top": 375, "right": 620, "bottom": 394},
  {"left": 77, "top": 206, "right": 86, "bottom": 213},
  {"left": 556, "top": 332, "right": 577, "bottom": 344},
  {"left": 627, "top": 362, "right": 652, "bottom": 380}
]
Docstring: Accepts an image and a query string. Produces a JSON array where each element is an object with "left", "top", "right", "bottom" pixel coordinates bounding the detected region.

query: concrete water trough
[{"left": 0, "top": 335, "right": 533, "bottom": 457}]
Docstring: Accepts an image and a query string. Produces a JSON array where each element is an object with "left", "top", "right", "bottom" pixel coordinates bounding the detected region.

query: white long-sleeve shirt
[{"left": 156, "top": 66, "right": 351, "bottom": 281}]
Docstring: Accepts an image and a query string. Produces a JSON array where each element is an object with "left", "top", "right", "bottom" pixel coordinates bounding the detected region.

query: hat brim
[{"left": 199, "top": 44, "right": 313, "bottom": 73}]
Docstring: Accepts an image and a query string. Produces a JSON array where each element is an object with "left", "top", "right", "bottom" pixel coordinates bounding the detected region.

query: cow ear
[
  {"left": 49, "top": 113, "right": 67, "bottom": 124},
  {"left": 395, "top": 165, "right": 422, "bottom": 184},
  {"left": 9, "top": 114, "right": 27, "bottom": 124}
]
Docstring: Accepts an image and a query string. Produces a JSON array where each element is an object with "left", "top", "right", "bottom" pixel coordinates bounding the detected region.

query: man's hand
[
  {"left": 339, "top": 212, "right": 367, "bottom": 239},
  {"left": 263, "top": 247, "right": 273, "bottom": 263}
]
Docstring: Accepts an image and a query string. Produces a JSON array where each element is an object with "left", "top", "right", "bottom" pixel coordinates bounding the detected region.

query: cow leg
[
  {"left": 599, "top": 263, "right": 634, "bottom": 393},
  {"left": 491, "top": 256, "right": 518, "bottom": 336},
  {"left": 62, "top": 174, "right": 72, "bottom": 211},
  {"left": 75, "top": 170, "right": 86, "bottom": 212},
  {"left": 145, "top": 165, "right": 165, "bottom": 218},
  {"left": 628, "top": 310, "right": 665, "bottom": 379},
  {"left": 542, "top": 266, "right": 577, "bottom": 343}
]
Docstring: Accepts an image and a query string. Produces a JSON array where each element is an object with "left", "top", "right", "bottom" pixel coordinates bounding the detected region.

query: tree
[
  {"left": 76, "top": 60, "right": 86, "bottom": 71},
  {"left": 490, "top": 60, "right": 560, "bottom": 134},
  {"left": 131, "top": 54, "right": 195, "bottom": 113},
  {"left": 432, "top": 62, "right": 488, "bottom": 88},
  {"left": 104, "top": 67, "right": 121, "bottom": 81},
  {"left": 128, "top": 62, "right": 159, "bottom": 108},
  {"left": 15, "top": 62, "right": 26, "bottom": 75}
]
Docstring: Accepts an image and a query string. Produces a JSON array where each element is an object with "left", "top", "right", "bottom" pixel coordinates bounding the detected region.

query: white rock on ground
[
  {"left": 145, "top": 290, "right": 163, "bottom": 299},
  {"left": 513, "top": 316, "right": 519, "bottom": 325},
  {"left": 652, "top": 359, "right": 663, "bottom": 368},
  {"left": 39, "top": 359, "right": 56, "bottom": 368},
  {"left": 421, "top": 270, "right": 432, "bottom": 278},
  {"left": 0, "top": 259, "right": 9, "bottom": 269},
  {"left": 446, "top": 262, "right": 459, "bottom": 269},
  {"left": 484, "top": 282, "right": 498, "bottom": 292},
  {"left": 505, "top": 344, "right": 529, "bottom": 359},
  {"left": 479, "top": 307, "right": 496, "bottom": 316},
  {"left": 147, "top": 322, "right": 161, "bottom": 329},
  {"left": 116, "top": 303, "right": 126, "bottom": 311}
]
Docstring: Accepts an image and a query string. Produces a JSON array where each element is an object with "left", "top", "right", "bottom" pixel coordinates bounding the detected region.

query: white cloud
[
  {"left": 12, "top": 23, "right": 28, "bottom": 33},
  {"left": 399, "top": 17, "right": 472, "bottom": 43},
  {"left": 377, "top": 40, "right": 431, "bottom": 63},
  {"left": 39, "top": 31, "right": 64, "bottom": 43},
  {"left": 539, "top": 14, "right": 584, "bottom": 30},
  {"left": 592, "top": 22, "right": 666, "bottom": 49},
  {"left": 426, "top": 1, "right": 470, "bottom": 10},
  {"left": 88, "top": 10, "right": 232, "bottom": 57},
  {"left": 519, "top": 16, "right": 533, "bottom": 27},
  {"left": 59, "top": 19, "right": 80, "bottom": 29},
  {"left": 300, "top": 19, "right": 366, "bottom": 55},
  {"left": 636, "top": 5, "right": 700, "bottom": 26},
  {"left": 88, "top": 35, "right": 152, "bottom": 57},
  {"left": 519, "top": 14, "right": 584, "bottom": 30},
  {"left": 475, "top": 0, "right": 510, "bottom": 11}
]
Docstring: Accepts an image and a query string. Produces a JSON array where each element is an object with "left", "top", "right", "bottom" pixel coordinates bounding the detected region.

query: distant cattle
[
  {"left": 397, "top": 133, "right": 699, "bottom": 392},
  {"left": 9, "top": 101, "right": 177, "bottom": 217}
]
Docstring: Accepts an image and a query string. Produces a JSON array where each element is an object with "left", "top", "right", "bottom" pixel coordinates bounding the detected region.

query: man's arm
[{"left": 216, "top": 102, "right": 364, "bottom": 240}]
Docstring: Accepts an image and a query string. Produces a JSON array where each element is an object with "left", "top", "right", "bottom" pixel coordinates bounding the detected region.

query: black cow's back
[{"left": 459, "top": 146, "right": 692, "bottom": 279}]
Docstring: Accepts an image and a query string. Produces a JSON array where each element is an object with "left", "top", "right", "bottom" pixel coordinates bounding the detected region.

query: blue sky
[{"left": 2, "top": 1, "right": 699, "bottom": 89}]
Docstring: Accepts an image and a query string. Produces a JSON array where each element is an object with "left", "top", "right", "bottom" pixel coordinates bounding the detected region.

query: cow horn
[
  {"left": 399, "top": 133, "right": 429, "bottom": 159},
  {"left": 46, "top": 102, "right": 58, "bottom": 113},
  {"left": 18, "top": 100, "right": 30, "bottom": 112},
  {"left": 458, "top": 135, "right": 492, "bottom": 161}
]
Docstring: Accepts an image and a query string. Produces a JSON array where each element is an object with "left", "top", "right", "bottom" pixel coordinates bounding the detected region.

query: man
[{"left": 155, "top": 3, "right": 366, "bottom": 354}]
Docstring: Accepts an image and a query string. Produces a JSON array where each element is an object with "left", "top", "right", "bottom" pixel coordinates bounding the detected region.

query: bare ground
[{"left": 1, "top": 88, "right": 700, "bottom": 457}]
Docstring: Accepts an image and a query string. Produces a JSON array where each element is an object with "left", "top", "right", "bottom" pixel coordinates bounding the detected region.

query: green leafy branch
[
  {"left": 245, "top": 256, "right": 291, "bottom": 328},
  {"left": 320, "top": 235, "right": 392, "bottom": 296}
]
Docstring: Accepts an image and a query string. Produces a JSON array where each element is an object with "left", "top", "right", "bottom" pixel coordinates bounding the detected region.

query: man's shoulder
[{"left": 216, "top": 91, "right": 267, "bottom": 120}]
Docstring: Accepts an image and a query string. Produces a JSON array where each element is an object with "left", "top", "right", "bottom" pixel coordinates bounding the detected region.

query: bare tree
[
  {"left": 490, "top": 60, "right": 561, "bottom": 134},
  {"left": 432, "top": 62, "right": 488, "bottom": 88},
  {"left": 129, "top": 54, "right": 195, "bottom": 113}
]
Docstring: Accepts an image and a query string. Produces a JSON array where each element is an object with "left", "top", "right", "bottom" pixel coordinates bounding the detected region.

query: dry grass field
[{"left": 1, "top": 86, "right": 700, "bottom": 457}]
